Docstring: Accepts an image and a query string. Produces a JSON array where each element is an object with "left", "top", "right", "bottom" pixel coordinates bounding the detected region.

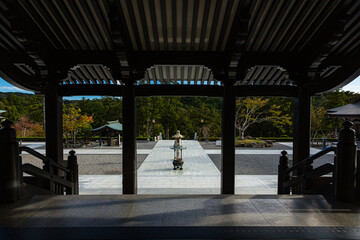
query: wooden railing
[
  {"left": 19, "top": 147, "right": 78, "bottom": 195},
  {"left": 278, "top": 146, "right": 336, "bottom": 194},
  {"left": 279, "top": 121, "right": 360, "bottom": 202}
]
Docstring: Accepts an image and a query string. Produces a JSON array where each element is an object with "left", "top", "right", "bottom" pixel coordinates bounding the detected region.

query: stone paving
[
  {"left": 138, "top": 140, "right": 220, "bottom": 176},
  {"left": 2, "top": 194, "right": 360, "bottom": 240},
  {"left": 79, "top": 140, "right": 277, "bottom": 195},
  {"left": 79, "top": 175, "right": 277, "bottom": 195}
]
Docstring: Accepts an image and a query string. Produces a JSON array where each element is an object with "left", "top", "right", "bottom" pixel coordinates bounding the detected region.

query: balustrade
[
  {"left": 278, "top": 121, "right": 359, "bottom": 202},
  {"left": 0, "top": 119, "right": 79, "bottom": 202}
]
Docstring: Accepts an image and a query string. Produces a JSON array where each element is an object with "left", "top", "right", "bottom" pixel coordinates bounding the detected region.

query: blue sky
[
  {"left": 0, "top": 78, "right": 101, "bottom": 100},
  {"left": 1, "top": 75, "right": 360, "bottom": 99}
]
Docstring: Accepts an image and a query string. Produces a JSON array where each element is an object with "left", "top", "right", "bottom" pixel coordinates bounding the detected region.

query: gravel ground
[
  {"left": 21, "top": 154, "right": 148, "bottom": 175},
  {"left": 31, "top": 140, "right": 158, "bottom": 150},
  {"left": 21, "top": 141, "right": 156, "bottom": 175},
  {"left": 200, "top": 141, "right": 293, "bottom": 150},
  {"left": 208, "top": 154, "right": 335, "bottom": 175}
]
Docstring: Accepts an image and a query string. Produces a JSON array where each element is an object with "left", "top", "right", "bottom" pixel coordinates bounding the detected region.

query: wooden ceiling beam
[
  {"left": 159, "top": 0, "right": 168, "bottom": 51},
  {"left": 181, "top": 0, "right": 188, "bottom": 51},
  {"left": 171, "top": 0, "right": 177, "bottom": 50},
  {"left": 126, "top": 51, "right": 228, "bottom": 72},
  {"left": 136, "top": 0, "right": 151, "bottom": 51},
  {"left": 305, "top": 2, "right": 351, "bottom": 72},
  {"left": 207, "top": 0, "right": 222, "bottom": 51},
  {"left": 136, "top": 85, "right": 222, "bottom": 97},
  {"left": 148, "top": 0, "right": 160, "bottom": 51},
  {"left": 190, "top": 0, "right": 199, "bottom": 51},
  {"left": 235, "top": 85, "right": 298, "bottom": 97},
  {"left": 108, "top": 0, "right": 131, "bottom": 80},
  {"left": 82, "top": 65, "right": 97, "bottom": 85},
  {"left": 5, "top": 1, "right": 51, "bottom": 70}
]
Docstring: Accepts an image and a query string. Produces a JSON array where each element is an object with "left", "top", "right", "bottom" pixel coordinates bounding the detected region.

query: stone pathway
[{"left": 137, "top": 140, "right": 220, "bottom": 176}]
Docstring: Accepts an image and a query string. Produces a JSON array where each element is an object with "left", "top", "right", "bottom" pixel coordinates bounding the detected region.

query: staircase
[
  {"left": 19, "top": 146, "right": 79, "bottom": 197},
  {"left": 278, "top": 146, "right": 336, "bottom": 196}
]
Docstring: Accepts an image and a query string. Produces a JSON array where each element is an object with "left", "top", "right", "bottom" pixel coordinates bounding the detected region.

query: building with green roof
[{"left": 91, "top": 120, "right": 122, "bottom": 147}]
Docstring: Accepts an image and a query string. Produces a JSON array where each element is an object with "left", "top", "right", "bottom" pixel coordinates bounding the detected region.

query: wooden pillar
[
  {"left": 0, "top": 120, "right": 20, "bottom": 203},
  {"left": 293, "top": 86, "right": 311, "bottom": 175},
  {"left": 122, "top": 79, "right": 137, "bottom": 194},
  {"left": 221, "top": 80, "right": 236, "bottom": 194},
  {"left": 45, "top": 82, "right": 63, "bottom": 166}
]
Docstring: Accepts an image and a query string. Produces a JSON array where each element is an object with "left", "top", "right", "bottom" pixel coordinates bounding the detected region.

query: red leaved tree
[{"left": 14, "top": 116, "right": 44, "bottom": 137}]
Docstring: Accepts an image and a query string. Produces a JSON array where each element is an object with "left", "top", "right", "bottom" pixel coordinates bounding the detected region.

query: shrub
[{"left": 235, "top": 139, "right": 265, "bottom": 145}]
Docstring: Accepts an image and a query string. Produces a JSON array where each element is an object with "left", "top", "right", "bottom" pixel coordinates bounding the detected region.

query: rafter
[
  {"left": 225, "top": 0, "right": 251, "bottom": 79},
  {"left": 5, "top": 1, "right": 49, "bottom": 69},
  {"left": 306, "top": 1, "right": 352, "bottom": 74},
  {"left": 108, "top": 0, "right": 130, "bottom": 80}
]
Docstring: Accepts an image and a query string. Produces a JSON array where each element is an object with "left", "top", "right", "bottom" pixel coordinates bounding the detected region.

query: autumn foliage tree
[
  {"left": 14, "top": 116, "right": 44, "bottom": 137},
  {"left": 63, "top": 106, "right": 93, "bottom": 145}
]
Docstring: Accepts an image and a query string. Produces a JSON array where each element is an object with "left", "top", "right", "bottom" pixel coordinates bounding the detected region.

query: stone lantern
[{"left": 170, "top": 130, "right": 186, "bottom": 170}]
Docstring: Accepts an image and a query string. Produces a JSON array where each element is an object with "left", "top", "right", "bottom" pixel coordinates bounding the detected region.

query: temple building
[
  {"left": 91, "top": 120, "right": 123, "bottom": 146},
  {"left": 0, "top": 1, "right": 360, "bottom": 239}
]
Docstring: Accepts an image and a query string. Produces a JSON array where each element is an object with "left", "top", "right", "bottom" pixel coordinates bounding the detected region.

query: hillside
[{"left": 0, "top": 92, "right": 34, "bottom": 98}]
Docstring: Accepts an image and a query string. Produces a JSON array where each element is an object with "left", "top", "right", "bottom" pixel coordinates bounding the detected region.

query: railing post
[
  {"left": 0, "top": 120, "right": 21, "bottom": 203},
  {"left": 356, "top": 150, "right": 360, "bottom": 202},
  {"left": 335, "top": 121, "right": 357, "bottom": 202},
  {"left": 303, "top": 163, "right": 314, "bottom": 192},
  {"left": 48, "top": 163, "right": 55, "bottom": 193},
  {"left": 66, "top": 150, "right": 79, "bottom": 195},
  {"left": 278, "top": 150, "right": 290, "bottom": 194}
]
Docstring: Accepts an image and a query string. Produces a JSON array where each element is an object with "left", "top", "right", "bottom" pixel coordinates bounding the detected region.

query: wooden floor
[{"left": 0, "top": 194, "right": 360, "bottom": 239}]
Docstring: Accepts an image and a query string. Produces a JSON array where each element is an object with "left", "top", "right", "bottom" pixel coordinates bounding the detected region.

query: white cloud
[
  {"left": 0, "top": 86, "right": 29, "bottom": 92},
  {"left": 341, "top": 75, "right": 360, "bottom": 93}
]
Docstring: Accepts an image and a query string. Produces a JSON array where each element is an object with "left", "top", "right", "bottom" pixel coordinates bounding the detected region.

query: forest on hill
[{"left": 0, "top": 90, "right": 359, "bottom": 140}]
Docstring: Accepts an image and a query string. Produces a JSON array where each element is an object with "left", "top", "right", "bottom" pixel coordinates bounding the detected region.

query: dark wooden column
[
  {"left": 221, "top": 80, "right": 236, "bottom": 194},
  {"left": 45, "top": 82, "right": 63, "bottom": 166},
  {"left": 292, "top": 86, "right": 311, "bottom": 175},
  {"left": 122, "top": 79, "right": 137, "bottom": 194}
]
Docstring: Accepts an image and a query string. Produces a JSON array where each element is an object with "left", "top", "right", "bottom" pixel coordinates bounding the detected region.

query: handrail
[
  {"left": 283, "top": 163, "right": 334, "bottom": 188},
  {"left": 285, "top": 146, "right": 336, "bottom": 175},
  {"left": 19, "top": 146, "right": 71, "bottom": 173},
  {"left": 21, "top": 163, "right": 73, "bottom": 188}
]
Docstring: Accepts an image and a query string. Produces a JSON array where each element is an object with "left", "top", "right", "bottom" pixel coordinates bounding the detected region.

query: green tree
[
  {"left": 235, "top": 97, "right": 291, "bottom": 139},
  {"left": 310, "top": 105, "right": 327, "bottom": 144},
  {"left": 63, "top": 106, "right": 93, "bottom": 145}
]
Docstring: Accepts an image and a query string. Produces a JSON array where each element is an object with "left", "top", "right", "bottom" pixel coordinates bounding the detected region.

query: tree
[
  {"left": 63, "top": 106, "right": 93, "bottom": 145},
  {"left": 136, "top": 97, "right": 159, "bottom": 138},
  {"left": 158, "top": 97, "right": 183, "bottom": 139},
  {"left": 14, "top": 116, "right": 44, "bottom": 137},
  {"left": 310, "top": 106, "right": 327, "bottom": 144},
  {"left": 235, "top": 97, "right": 292, "bottom": 139}
]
